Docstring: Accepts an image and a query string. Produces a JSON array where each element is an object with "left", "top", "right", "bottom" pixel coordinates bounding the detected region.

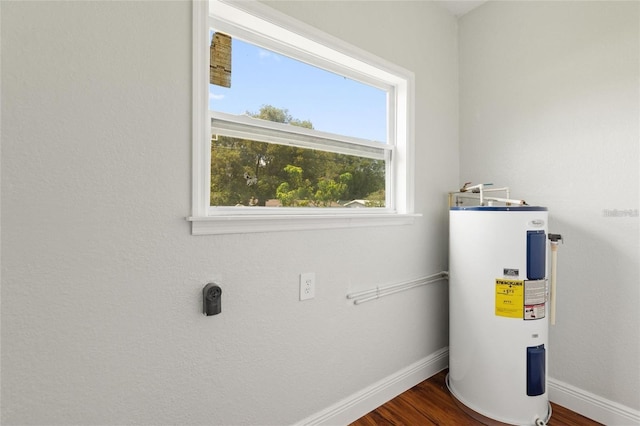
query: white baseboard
[
  {"left": 549, "top": 378, "right": 640, "bottom": 426},
  {"left": 294, "top": 347, "right": 449, "bottom": 426},
  {"left": 293, "top": 347, "right": 639, "bottom": 426}
]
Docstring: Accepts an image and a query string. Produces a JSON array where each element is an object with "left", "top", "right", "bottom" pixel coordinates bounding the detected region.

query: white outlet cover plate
[{"left": 300, "top": 272, "right": 315, "bottom": 301}]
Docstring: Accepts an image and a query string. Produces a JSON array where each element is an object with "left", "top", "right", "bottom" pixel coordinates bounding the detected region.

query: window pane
[
  {"left": 209, "top": 34, "right": 387, "bottom": 143},
  {"left": 211, "top": 136, "right": 386, "bottom": 208}
]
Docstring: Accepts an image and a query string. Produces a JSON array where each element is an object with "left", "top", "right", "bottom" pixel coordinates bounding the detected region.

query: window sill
[{"left": 187, "top": 213, "right": 420, "bottom": 235}]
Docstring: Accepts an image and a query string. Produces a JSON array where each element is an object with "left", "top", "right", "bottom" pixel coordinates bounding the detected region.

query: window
[{"left": 190, "top": 0, "right": 417, "bottom": 235}]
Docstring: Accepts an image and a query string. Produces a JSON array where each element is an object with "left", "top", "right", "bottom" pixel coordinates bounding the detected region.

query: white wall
[
  {"left": 1, "top": 1, "right": 458, "bottom": 424},
  {"left": 459, "top": 0, "right": 639, "bottom": 416}
]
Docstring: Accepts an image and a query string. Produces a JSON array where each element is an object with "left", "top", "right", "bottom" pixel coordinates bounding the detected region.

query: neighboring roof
[{"left": 343, "top": 199, "right": 368, "bottom": 207}]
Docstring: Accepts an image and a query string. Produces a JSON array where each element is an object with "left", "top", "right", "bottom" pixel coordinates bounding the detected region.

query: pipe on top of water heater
[{"left": 456, "top": 182, "right": 528, "bottom": 206}]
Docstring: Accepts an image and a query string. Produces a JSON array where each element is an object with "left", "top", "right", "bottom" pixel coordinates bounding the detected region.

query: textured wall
[
  {"left": 459, "top": 0, "right": 639, "bottom": 411},
  {"left": 1, "top": 1, "right": 458, "bottom": 424}
]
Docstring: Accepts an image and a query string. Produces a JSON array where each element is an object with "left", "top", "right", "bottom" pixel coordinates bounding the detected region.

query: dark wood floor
[{"left": 350, "top": 370, "right": 602, "bottom": 426}]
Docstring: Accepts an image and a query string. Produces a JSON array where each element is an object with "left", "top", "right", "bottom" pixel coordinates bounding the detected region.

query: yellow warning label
[{"left": 495, "top": 279, "right": 524, "bottom": 318}]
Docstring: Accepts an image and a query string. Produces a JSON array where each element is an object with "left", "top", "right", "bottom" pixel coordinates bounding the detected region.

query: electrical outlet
[{"left": 299, "top": 272, "right": 315, "bottom": 301}]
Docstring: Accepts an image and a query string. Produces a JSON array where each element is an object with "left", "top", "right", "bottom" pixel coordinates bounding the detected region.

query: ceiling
[{"left": 436, "top": 0, "right": 487, "bottom": 17}]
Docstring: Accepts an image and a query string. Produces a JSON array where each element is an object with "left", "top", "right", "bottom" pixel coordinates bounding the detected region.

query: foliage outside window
[{"left": 211, "top": 105, "right": 386, "bottom": 208}]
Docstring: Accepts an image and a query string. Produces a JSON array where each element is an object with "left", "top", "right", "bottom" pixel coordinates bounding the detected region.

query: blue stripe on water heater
[
  {"left": 526, "top": 230, "right": 546, "bottom": 280},
  {"left": 527, "top": 345, "right": 546, "bottom": 396}
]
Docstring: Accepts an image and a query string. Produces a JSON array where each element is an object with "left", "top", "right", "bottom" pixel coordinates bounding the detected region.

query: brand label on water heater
[
  {"left": 503, "top": 268, "right": 519, "bottom": 278},
  {"left": 495, "top": 279, "right": 524, "bottom": 318}
]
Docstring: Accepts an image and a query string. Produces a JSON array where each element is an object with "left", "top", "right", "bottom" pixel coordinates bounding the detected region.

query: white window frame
[{"left": 189, "top": 0, "right": 417, "bottom": 235}]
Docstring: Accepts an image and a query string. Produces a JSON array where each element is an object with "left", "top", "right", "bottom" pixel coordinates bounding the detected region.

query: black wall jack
[{"left": 203, "top": 283, "right": 222, "bottom": 316}]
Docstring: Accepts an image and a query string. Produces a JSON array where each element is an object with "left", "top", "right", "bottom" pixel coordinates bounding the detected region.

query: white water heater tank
[{"left": 449, "top": 206, "right": 550, "bottom": 425}]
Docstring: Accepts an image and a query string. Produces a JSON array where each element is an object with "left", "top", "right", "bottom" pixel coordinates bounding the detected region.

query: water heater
[{"left": 448, "top": 185, "right": 552, "bottom": 425}]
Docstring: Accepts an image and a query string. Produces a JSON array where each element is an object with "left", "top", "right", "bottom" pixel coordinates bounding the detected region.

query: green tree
[
  {"left": 365, "top": 188, "right": 386, "bottom": 207},
  {"left": 276, "top": 165, "right": 313, "bottom": 206},
  {"left": 314, "top": 172, "right": 351, "bottom": 207},
  {"left": 210, "top": 105, "right": 385, "bottom": 207},
  {"left": 250, "top": 105, "right": 313, "bottom": 130}
]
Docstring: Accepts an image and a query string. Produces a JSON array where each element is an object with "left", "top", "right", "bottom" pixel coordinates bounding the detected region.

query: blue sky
[{"left": 209, "top": 37, "right": 387, "bottom": 143}]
